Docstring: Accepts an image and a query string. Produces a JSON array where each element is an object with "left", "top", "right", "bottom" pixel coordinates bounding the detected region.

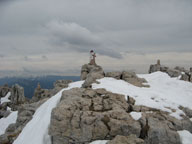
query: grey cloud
[
  {"left": 46, "top": 20, "right": 122, "bottom": 58},
  {"left": 0, "top": 0, "right": 192, "bottom": 76},
  {"left": 42, "top": 55, "right": 48, "bottom": 60}
]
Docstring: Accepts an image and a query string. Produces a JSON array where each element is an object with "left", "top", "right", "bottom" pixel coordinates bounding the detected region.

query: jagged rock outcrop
[
  {"left": 149, "top": 60, "right": 192, "bottom": 82},
  {"left": 52, "top": 80, "right": 72, "bottom": 94},
  {"left": 149, "top": 60, "right": 181, "bottom": 77},
  {"left": 107, "top": 135, "right": 144, "bottom": 144},
  {"left": 0, "top": 84, "right": 12, "bottom": 119},
  {"left": 0, "top": 84, "right": 11, "bottom": 98},
  {"left": 49, "top": 88, "right": 141, "bottom": 144},
  {"left": 11, "top": 84, "right": 26, "bottom": 105},
  {"left": 31, "top": 83, "right": 51, "bottom": 102},
  {"left": 54, "top": 80, "right": 72, "bottom": 89},
  {"left": 105, "top": 71, "right": 122, "bottom": 79},
  {"left": 81, "top": 64, "right": 105, "bottom": 88},
  {"left": 48, "top": 88, "right": 190, "bottom": 144},
  {"left": 106, "top": 71, "right": 148, "bottom": 87},
  {"left": 0, "top": 98, "right": 48, "bottom": 144}
]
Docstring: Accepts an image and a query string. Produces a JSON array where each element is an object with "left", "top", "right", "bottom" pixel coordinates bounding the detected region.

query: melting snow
[
  {"left": 93, "top": 72, "right": 192, "bottom": 120},
  {"left": 178, "top": 130, "right": 192, "bottom": 144},
  {"left": 0, "top": 109, "right": 18, "bottom": 135},
  {"left": 1, "top": 92, "right": 11, "bottom": 104},
  {"left": 89, "top": 140, "right": 108, "bottom": 144},
  {"left": 130, "top": 112, "right": 142, "bottom": 120}
]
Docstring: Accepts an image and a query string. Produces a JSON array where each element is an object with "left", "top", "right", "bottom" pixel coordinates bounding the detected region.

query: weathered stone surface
[
  {"left": 0, "top": 98, "right": 48, "bottom": 144},
  {"left": 166, "top": 69, "right": 181, "bottom": 77},
  {"left": 180, "top": 74, "right": 190, "bottom": 81},
  {"left": 11, "top": 84, "right": 26, "bottom": 105},
  {"left": 31, "top": 83, "right": 51, "bottom": 102},
  {"left": 0, "top": 84, "right": 11, "bottom": 98},
  {"left": 105, "top": 71, "right": 148, "bottom": 87},
  {"left": 107, "top": 135, "right": 144, "bottom": 144},
  {"left": 122, "top": 71, "right": 148, "bottom": 87},
  {"left": 179, "top": 106, "right": 192, "bottom": 118},
  {"left": 148, "top": 60, "right": 192, "bottom": 83},
  {"left": 54, "top": 80, "right": 72, "bottom": 89},
  {"left": 81, "top": 64, "right": 105, "bottom": 88},
  {"left": 138, "top": 112, "right": 184, "bottom": 144},
  {"left": 105, "top": 71, "right": 122, "bottom": 79},
  {"left": 49, "top": 88, "right": 141, "bottom": 144}
]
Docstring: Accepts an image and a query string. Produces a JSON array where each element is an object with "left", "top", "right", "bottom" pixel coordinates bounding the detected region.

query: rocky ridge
[
  {"left": 49, "top": 87, "right": 192, "bottom": 144},
  {"left": 0, "top": 80, "right": 73, "bottom": 144},
  {"left": 149, "top": 60, "right": 192, "bottom": 82}
]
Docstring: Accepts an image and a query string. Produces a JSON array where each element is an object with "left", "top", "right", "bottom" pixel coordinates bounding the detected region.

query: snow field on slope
[
  {"left": 0, "top": 109, "right": 18, "bottom": 135},
  {"left": 92, "top": 72, "right": 192, "bottom": 120},
  {"left": 178, "top": 130, "right": 192, "bottom": 144},
  {"left": 13, "top": 81, "right": 84, "bottom": 144}
]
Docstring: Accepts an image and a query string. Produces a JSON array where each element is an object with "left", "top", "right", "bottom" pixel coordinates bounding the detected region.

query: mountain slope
[{"left": 1, "top": 72, "right": 192, "bottom": 144}]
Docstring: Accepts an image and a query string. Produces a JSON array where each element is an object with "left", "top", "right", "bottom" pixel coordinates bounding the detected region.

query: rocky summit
[
  {"left": 149, "top": 60, "right": 192, "bottom": 82},
  {"left": 0, "top": 62, "right": 192, "bottom": 144},
  {"left": 81, "top": 64, "right": 105, "bottom": 88}
]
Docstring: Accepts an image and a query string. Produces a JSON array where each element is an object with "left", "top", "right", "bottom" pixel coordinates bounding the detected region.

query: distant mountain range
[{"left": 0, "top": 76, "right": 80, "bottom": 98}]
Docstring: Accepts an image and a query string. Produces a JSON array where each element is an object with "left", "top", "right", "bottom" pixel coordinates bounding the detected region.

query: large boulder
[
  {"left": 81, "top": 64, "right": 105, "bottom": 88},
  {"left": 122, "top": 71, "right": 148, "bottom": 87},
  {"left": 11, "top": 84, "right": 26, "bottom": 105},
  {"left": 105, "top": 71, "right": 148, "bottom": 87},
  {"left": 49, "top": 88, "right": 141, "bottom": 144}
]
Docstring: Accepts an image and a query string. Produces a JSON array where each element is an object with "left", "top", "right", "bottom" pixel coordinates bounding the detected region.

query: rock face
[
  {"left": 107, "top": 135, "right": 144, "bottom": 144},
  {"left": 49, "top": 88, "right": 141, "bottom": 144},
  {"left": 48, "top": 88, "right": 189, "bottom": 144},
  {"left": 11, "top": 84, "right": 26, "bottom": 105},
  {"left": 81, "top": 64, "right": 105, "bottom": 88},
  {"left": 106, "top": 71, "right": 148, "bottom": 87},
  {"left": 0, "top": 84, "right": 11, "bottom": 98},
  {"left": 149, "top": 60, "right": 192, "bottom": 82},
  {"left": 54, "top": 80, "right": 72, "bottom": 89}
]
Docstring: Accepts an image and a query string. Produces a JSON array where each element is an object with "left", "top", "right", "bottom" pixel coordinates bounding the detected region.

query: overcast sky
[{"left": 0, "top": 0, "right": 192, "bottom": 77}]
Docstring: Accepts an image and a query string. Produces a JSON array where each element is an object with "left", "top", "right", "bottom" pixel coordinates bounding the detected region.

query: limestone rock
[
  {"left": 81, "top": 64, "right": 105, "bottom": 88},
  {"left": 107, "top": 135, "right": 144, "bottom": 144},
  {"left": 31, "top": 83, "right": 51, "bottom": 102},
  {"left": 105, "top": 71, "right": 148, "bottom": 87},
  {"left": 0, "top": 84, "right": 11, "bottom": 98},
  {"left": 54, "top": 80, "right": 72, "bottom": 89},
  {"left": 105, "top": 71, "right": 122, "bottom": 79},
  {"left": 11, "top": 84, "right": 26, "bottom": 105},
  {"left": 0, "top": 98, "right": 48, "bottom": 143},
  {"left": 148, "top": 60, "right": 192, "bottom": 82},
  {"left": 139, "top": 112, "right": 183, "bottom": 144},
  {"left": 49, "top": 88, "right": 141, "bottom": 144},
  {"left": 122, "top": 71, "right": 148, "bottom": 87}
]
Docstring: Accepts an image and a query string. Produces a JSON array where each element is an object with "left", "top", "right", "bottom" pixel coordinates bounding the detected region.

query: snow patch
[
  {"left": 0, "top": 109, "right": 18, "bottom": 135},
  {"left": 178, "top": 130, "right": 192, "bottom": 144},
  {"left": 130, "top": 112, "right": 142, "bottom": 120},
  {"left": 89, "top": 140, "right": 108, "bottom": 144},
  {"left": 92, "top": 72, "right": 192, "bottom": 120},
  {"left": 1, "top": 92, "right": 11, "bottom": 104}
]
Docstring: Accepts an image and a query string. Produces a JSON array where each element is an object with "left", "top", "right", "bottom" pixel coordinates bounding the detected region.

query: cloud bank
[{"left": 0, "top": 0, "right": 192, "bottom": 76}]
